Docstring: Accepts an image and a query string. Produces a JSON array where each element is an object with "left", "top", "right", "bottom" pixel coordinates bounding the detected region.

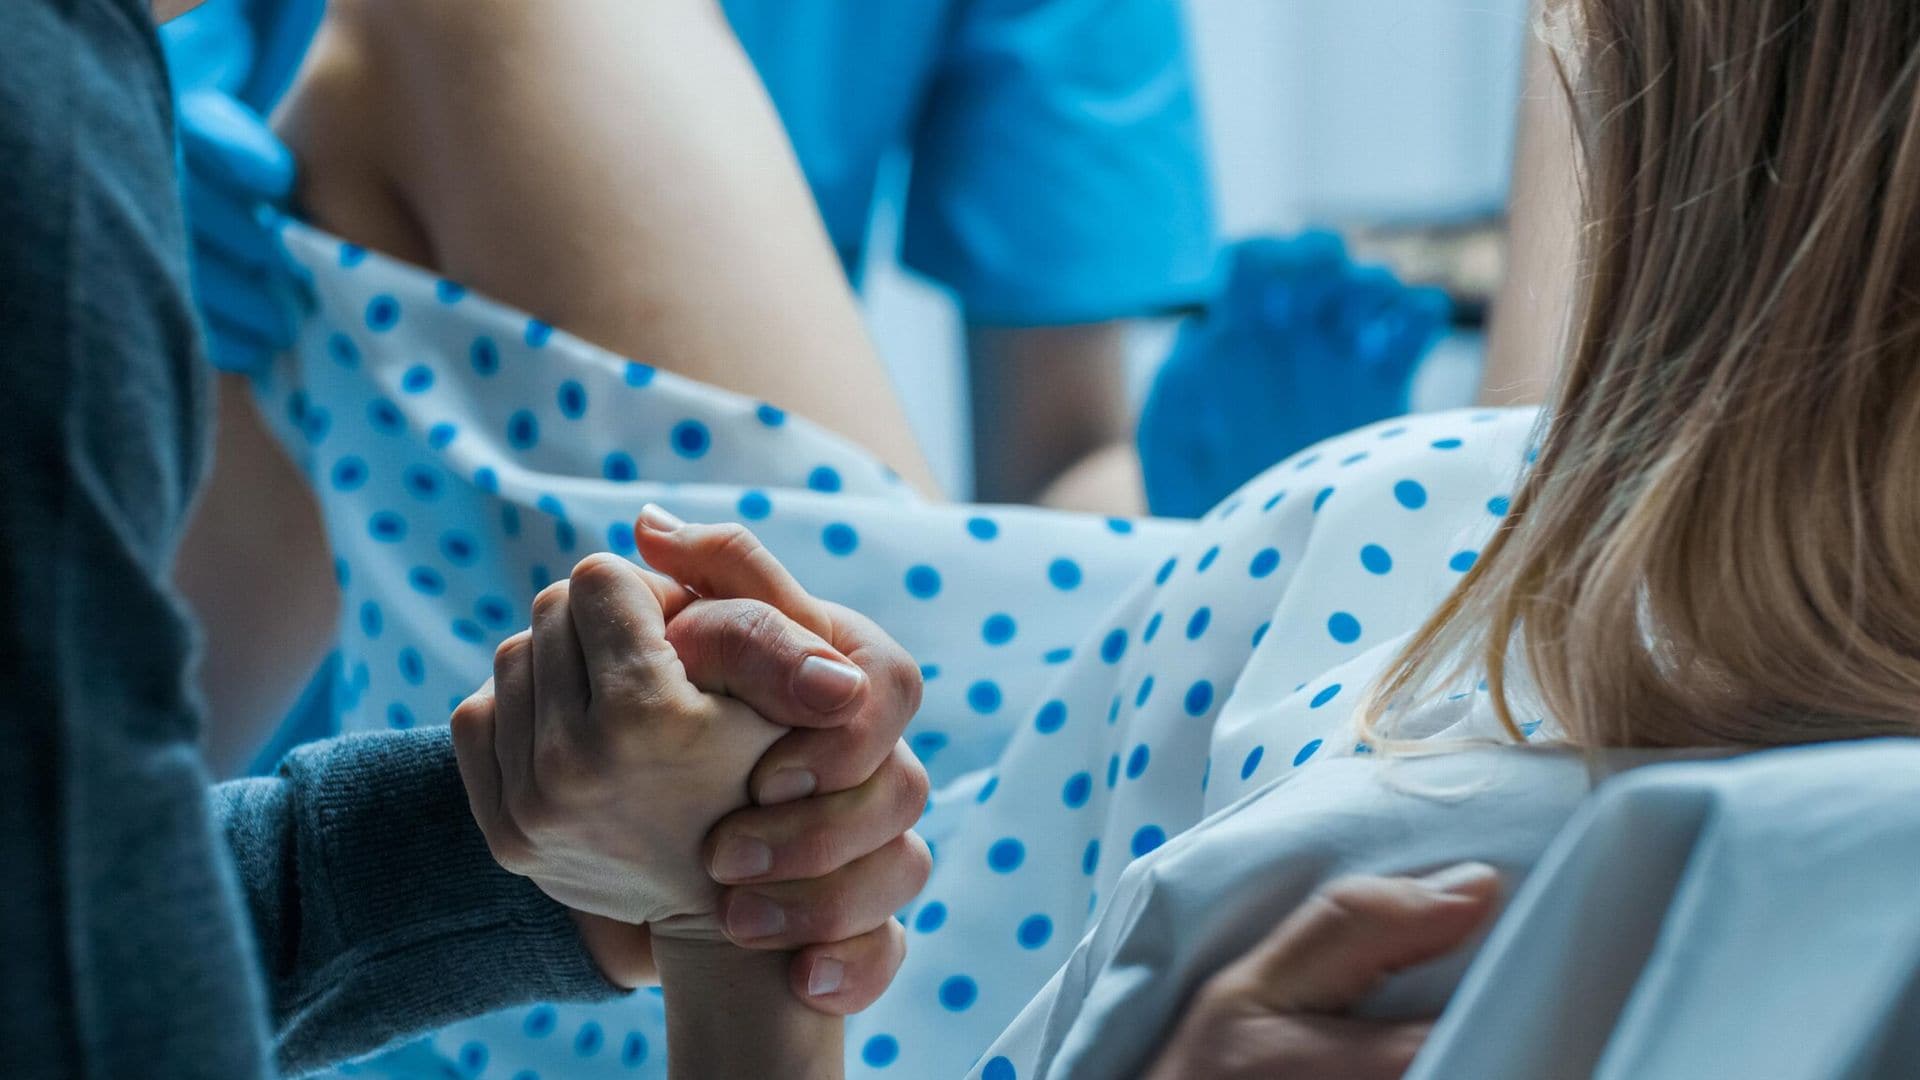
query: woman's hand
[{"left": 1143, "top": 864, "right": 1503, "bottom": 1080}]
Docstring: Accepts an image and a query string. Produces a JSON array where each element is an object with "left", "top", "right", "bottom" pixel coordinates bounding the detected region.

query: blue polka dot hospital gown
[{"left": 267, "top": 225, "right": 1541, "bottom": 1079}]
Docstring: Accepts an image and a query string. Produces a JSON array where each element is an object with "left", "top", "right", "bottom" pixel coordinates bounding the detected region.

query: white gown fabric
[{"left": 267, "top": 222, "right": 1586, "bottom": 1080}]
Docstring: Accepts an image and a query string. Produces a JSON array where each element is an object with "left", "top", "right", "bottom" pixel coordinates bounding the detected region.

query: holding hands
[{"left": 451, "top": 507, "right": 930, "bottom": 1017}]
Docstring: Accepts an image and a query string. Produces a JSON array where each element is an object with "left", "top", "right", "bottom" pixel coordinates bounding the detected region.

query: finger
[
  {"left": 491, "top": 630, "right": 537, "bottom": 813},
  {"left": 667, "top": 598, "right": 868, "bottom": 729},
  {"left": 632, "top": 507, "right": 832, "bottom": 636},
  {"left": 530, "top": 581, "right": 591, "bottom": 724},
  {"left": 719, "top": 832, "right": 932, "bottom": 950},
  {"left": 746, "top": 605, "right": 925, "bottom": 803},
  {"left": 789, "top": 919, "right": 907, "bottom": 1016},
  {"left": 566, "top": 554, "right": 692, "bottom": 695},
  {"left": 705, "top": 743, "right": 930, "bottom": 886},
  {"left": 1264, "top": 1016, "right": 1435, "bottom": 1080},
  {"left": 449, "top": 682, "right": 504, "bottom": 833},
  {"left": 1223, "top": 864, "right": 1503, "bottom": 1014}
]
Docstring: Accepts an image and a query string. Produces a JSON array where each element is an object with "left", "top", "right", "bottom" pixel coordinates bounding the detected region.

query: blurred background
[{"left": 861, "top": 0, "right": 1533, "bottom": 498}]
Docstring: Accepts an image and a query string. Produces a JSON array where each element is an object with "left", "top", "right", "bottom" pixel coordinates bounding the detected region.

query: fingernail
[
  {"left": 1418, "top": 861, "right": 1501, "bottom": 896},
  {"left": 726, "top": 892, "right": 787, "bottom": 940},
  {"left": 807, "top": 958, "right": 845, "bottom": 997},
  {"left": 637, "top": 504, "right": 685, "bottom": 533},
  {"left": 710, "top": 836, "right": 773, "bottom": 882},
  {"left": 795, "top": 655, "right": 866, "bottom": 712},
  {"left": 758, "top": 768, "right": 818, "bottom": 806}
]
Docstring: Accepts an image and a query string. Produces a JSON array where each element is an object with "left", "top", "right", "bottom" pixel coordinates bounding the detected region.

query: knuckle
[
  {"left": 787, "top": 826, "right": 841, "bottom": 878},
  {"left": 903, "top": 833, "right": 933, "bottom": 891},
  {"left": 888, "top": 753, "right": 932, "bottom": 826},
  {"left": 569, "top": 552, "right": 629, "bottom": 594},
  {"left": 705, "top": 522, "right": 764, "bottom": 562},
  {"left": 717, "top": 601, "right": 785, "bottom": 667},
  {"left": 532, "top": 581, "right": 570, "bottom": 621},
  {"left": 486, "top": 832, "right": 534, "bottom": 876}
]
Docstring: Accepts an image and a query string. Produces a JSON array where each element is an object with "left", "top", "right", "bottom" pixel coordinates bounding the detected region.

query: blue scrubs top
[{"left": 722, "top": 0, "right": 1218, "bottom": 326}]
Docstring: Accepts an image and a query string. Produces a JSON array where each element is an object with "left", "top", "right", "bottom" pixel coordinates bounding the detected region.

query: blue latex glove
[
  {"left": 162, "top": 0, "right": 326, "bottom": 373},
  {"left": 1137, "top": 232, "right": 1453, "bottom": 519}
]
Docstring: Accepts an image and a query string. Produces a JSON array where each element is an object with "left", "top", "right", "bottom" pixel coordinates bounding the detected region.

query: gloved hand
[
  {"left": 1137, "top": 231, "right": 1453, "bottom": 518},
  {"left": 161, "top": 0, "right": 326, "bottom": 373}
]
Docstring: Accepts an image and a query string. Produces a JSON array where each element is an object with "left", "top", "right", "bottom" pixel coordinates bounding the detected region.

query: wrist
[
  {"left": 568, "top": 910, "right": 657, "bottom": 990},
  {"left": 653, "top": 939, "right": 842, "bottom": 1080}
]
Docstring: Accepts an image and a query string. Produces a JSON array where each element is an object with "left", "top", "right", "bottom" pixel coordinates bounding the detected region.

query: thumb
[{"left": 1222, "top": 863, "right": 1503, "bottom": 1014}]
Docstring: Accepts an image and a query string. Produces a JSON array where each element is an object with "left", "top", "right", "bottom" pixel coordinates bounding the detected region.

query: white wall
[{"left": 866, "top": 0, "right": 1537, "bottom": 498}]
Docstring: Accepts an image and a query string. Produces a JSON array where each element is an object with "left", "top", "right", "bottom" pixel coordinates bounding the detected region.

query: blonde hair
[{"left": 1365, "top": 0, "right": 1920, "bottom": 749}]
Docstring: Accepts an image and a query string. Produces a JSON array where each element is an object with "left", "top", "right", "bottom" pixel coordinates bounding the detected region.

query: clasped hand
[{"left": 451, "top": 507, "right": 931, "bottom": 1012}]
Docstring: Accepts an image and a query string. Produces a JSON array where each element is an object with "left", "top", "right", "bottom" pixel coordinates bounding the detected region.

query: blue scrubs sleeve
[{"left": 900, "top": 0, "right": 1219, "bottom": 326}]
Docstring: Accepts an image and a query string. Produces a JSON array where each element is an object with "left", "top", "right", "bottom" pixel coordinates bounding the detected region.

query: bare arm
[
  {"left": 967, "top": 323, "right": 1143, "bottom": 513},
  {"left": 1480, "top": 18, "right": 1580, "bottom": 407},
  {"left": 653, "top": 940, "right": 842, "bottom": 1080},
  {"left": 281, "top": 0, "right": 938, "bottom": 494}
]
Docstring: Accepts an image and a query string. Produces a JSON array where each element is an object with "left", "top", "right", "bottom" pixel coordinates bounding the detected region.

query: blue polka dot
[
  {"left": 427, "top": 422, "right": 457, "bottom": 450},
  {"left": 1185, "top": 607, "right": 1212, "bottom": 640},
  {"left": 574, "top": 1021, "right": 604, "bottom": 1057},
  {"left": 400, "top": 364, "right": 434, "bottom": 394},
  {"left": 387, "top": 702, "right": 415, "bottom": 730},
  {"left": 755, "top": 403, "right": 787, "bottom": 426},
  {"left": 620, "top": 1032, "right": 649, "bottom": 1067},
  {"left": 1361, "top": 544, "right": 1394, "bottom": 575},
  {"left": 921, "top": 664, "right": 942, "bottom": 681},
  {"left": 605, "top": 521, "right": 636, "bottom": 555},
  {"left": 966, "top": 516, "right": 999, "bottom": 541},
  {"left": 470, "top": 337, "right": 501, "bottom": 376},
  {"left": 369, "top": 511, "right": 407, "bottom": 542},
  {"left": 671, "top": 420, "right": 711, "bottom": 458},
  {"left": 982, "top": 614, "right": 1016, "bottom": 645},
  {"left": 1131, "top": 825, "right": 1167, "bottom": 858},
  {"left": 327, "top": 333, "right": 360, "bottom": 368},
  {"left": 1488, "top": 495, "right": 1512, "bottom": 516},
  {"left": 807, "top": 465, "right": 842, "bottom": 493},
  {"left": 1106, "top": 754, "right": 1120, "bottom": 788},
  {"left": 554, "top": 520, "right": 577, "bottom": 553},
  {"left": 523, "top": 1005, "right": 557, "bottom": 1038},
  {"left": 1034, "top": 700, "right": 1067, "bottom": 734},
  {"left": 525, "top": 319, "right": 555, "bottom": 348},
  {"left": 938, "top": 975, "right": 978, "bottom": 1011},
  {"left": 1185, "top": 680, "right": 1215, "bottom": 716},
  {"left": 968, "top": 680, "right": 1003, "bottom": 714},
  {"left": 602, "top": 451, "right": 637, "bottom": 482},
  {"left": 1135, "top": 675, "right": 1156, "bottom": 708},
  {"left": 1044, "top": 647, "right": 1074, "bottom": 664},
  {"left": 1197, "top": 546, "right": 1221, "bottom": 573},
  {"left": 1294, "top": 739, "right": 1325, "bottom": 766},
  {"left": 910, "top": 730, "right": 948, "bottom": 760},
  {"left": 905, "top": 564, "right": 942, "bottom": 598},
  {"left": 331, "top": 456, "right": 368, "bottom": 491},
  {"left": 1328, "top": 612, "right": 1363, "bottom": 644},
  {"left": 1450, "top": 550, "right": 1479, "bottom": 572},
  {"left": 435, "top": 279, "right": 466, "bottom": 303},
  {"left": 553, "top": 380, "right": 587, "bottom": 420},
  {"left": 914, "top": 902, "right": 948, "bottom": 933},
  {"left": 402, "top": 465, "right": 441, "bottom": 500},
  {"left": 1062, "top": 772, "right": 1093, "bottom": 808},
  {"left": 364, "top": 295, "right": 400, "bottom": 332},
  {"left": 1082, "top": 839, "right": 1101, "bottom": 875},
  {"left": 507, "top": 410, "right": 539, "bottom": 450},
  {"left": 477, "top": 596, "right": 513, "bottom": 627},
  {"left": 988, "top": 838, "right": 1025, "bottom": 873},
  {"left": 474, "top": 467, "right": 499, "bottom": 494},
  {"left": 1143, "top": 612, "right": 1164, "bottom": 643},
  {"left": 334, "top": 558, "right": 350, "bottom": 588},
  {"left": 440, "top": 531, "right": 478, "bottom": 565},
  {"left": 409, "top": 567, "right": 447, "bottom": 596},
  {"left": 359, "top": 602, "right": 383, "bottom": 638},
  {"left": 1241, "top": 746, "right": 1266, "bottom": 780},
  {"left": 984, "top": 1055, "right": 1018, "bottom": 1080},
  {"left": 338, "top": 243, "right": 368, "bottom": 267},
  {"left": 1249, "top": 548, "right": 1281, "bottom": 578},
  {"left": 1253, "top": 621, "right": 1272, "bottom": 647},
  {"left": 1310, "top": 683, "right": 1343, "bottom": 709},
  {"left": 1394, "top": 480, "right": 1429, "bottom": 509},
  {"left": 1341, "top": 451, "right": 1370, "bottom": 466},
  {"left": 1107, "top": 517, "right": 1135, "bottom": 535},
  {"left": 458, "top": 1042, "right": 487, "bottom": 1074},
  {"left": 621, "top": 361, "right": 655, "bottom": 388},
  {"left": 367, "top": 399, "right": 404, "bottom": 435},
  {"left": 502, "top": 506, "right": 522, "bottom": 538},
  {"left": 1433, "top": 437, "right": 1464, "bottom": 450},
  {"left": 1048, "top": 558, "right": 1084, "bottom": 590},
  {"left": 737, "top": 490, "right": 772, "bottom": 520},
  {"left": 1016, "top": 915, "right": 1053, "bottom": 950},
  {"left": 1263, "top": 490, "right": 1287, "bottom": 511},
  {"left": 861, "top": 1035, "right": 899, "bottom": 1068},
  {"left": 1126, "top": 745, "right": 1150, "bottom": 779},
  {"left": 1155, "top": 557, "right": 1178, "bottom": 585},
  {"left": 822, "top": 523, "right": 859, "bottom": 556},
  {"left": 1100, "top": 629, "right": 1129, "bottom": 664},
  {"left": 1313, "top": 487, "right": 1336, "bottom": 512}
]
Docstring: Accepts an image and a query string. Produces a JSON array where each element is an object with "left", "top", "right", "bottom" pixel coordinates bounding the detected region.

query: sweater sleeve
[{"left": 212, "top": 726, "right": 623, "bottom": 1075}]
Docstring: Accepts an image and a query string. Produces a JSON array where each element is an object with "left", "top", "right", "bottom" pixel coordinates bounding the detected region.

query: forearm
[
  {"left": 175, "top": 376, "right": 340, "bottom": 777},
  {"left": 214, "top": 727, "right": 619, "bottom": 1073},
  {"left": 969, "top": 322, "right": 1134, "bottom": 508},
  {"left": 654, "top": 939, "right": 843, "bottom": 1080}
]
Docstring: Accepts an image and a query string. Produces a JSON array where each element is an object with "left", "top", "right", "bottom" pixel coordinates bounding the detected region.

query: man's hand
[
  {"left": 633, "top": 505, "right": 931, "bottom": 1014},
  {"left": 1143, "top": 864, "right": 1503, "bottom": 1080}
]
